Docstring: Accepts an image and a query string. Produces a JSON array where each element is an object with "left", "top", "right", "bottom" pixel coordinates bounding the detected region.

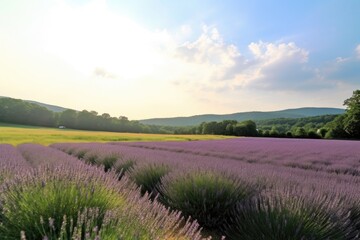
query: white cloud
[
  {"left": 8, "top": 0, "right": 358, "bottom": 119},
  {"left": 240, "top": 41, "right": 312, "bottom": 89},
  {"left": 248, "top": 41, "right": 308, "bottom": 64},
  {"left": 184, "top": 40, "right": 312, "bottom": 90},
  {"left": 29, "top": 0, "right": 316, "bottom": 93},
  {"left": 175, "top": 25, "right": 241, "bottom": 73},
  {"left": 170, "top": 30, "right": 314, "bottom": 91},
  {"left": 356, "top": 44, "right": 360, "bottom": 58}
]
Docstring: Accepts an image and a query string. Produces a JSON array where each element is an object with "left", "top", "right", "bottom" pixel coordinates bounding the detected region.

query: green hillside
[{"left": 139, "top": 107, "right": 345, "bottom": 126}]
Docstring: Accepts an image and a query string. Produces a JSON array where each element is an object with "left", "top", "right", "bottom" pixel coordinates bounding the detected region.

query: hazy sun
[{"left": 32, "top": 0, "right": 163, "bottom": 79}]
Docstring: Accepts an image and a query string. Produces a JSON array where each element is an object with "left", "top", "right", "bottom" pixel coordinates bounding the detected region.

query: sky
[{"left": 0, "top": 0, "right": 359, "bottom": 120}]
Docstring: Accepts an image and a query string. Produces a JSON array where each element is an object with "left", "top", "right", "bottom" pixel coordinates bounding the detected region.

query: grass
[{"left": 0, "top": 122, "right": 232, "bottom": 145}]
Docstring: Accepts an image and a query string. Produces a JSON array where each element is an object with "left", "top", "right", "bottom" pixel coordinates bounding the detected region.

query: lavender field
[{"left": 1, "top": 138, "right": 360, "bottom": 239}]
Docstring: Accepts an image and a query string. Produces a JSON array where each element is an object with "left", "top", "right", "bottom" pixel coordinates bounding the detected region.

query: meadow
[
  {"left": 1, "top": 137, "right": 360, "bottom": 239},
  {"left": 0, "top": 123, "right": 230, "bottom": 145}
]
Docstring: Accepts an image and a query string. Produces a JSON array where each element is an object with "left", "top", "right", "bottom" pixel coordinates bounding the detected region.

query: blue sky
[{"left": 0, "top": 0, "right": 359, "bottom": 119}]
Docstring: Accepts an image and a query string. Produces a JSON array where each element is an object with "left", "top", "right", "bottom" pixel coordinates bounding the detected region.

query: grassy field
[{"left": 0, "top": 123, "right": 232, "bottom": 145}]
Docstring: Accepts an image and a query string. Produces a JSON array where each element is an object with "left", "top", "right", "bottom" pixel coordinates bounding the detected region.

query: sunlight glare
[{"left": 33, "top": 0, "right": 163, "bottom": 79}]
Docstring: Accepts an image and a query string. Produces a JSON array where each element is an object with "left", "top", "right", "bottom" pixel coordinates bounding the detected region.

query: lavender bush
[
  {"left": 113, "top": 158, "right": 136, "bottom": 180},
  {"left": 0, "top": 164, "right": 126, "bottom": 239},
  {"left": 129, "top": 163, "right": 171, "bottom": 198},
  {"left": 160, "top": 169, "right": 257, "bottom": 231},
  {"left": 50, "top": 139, "right": 360, "bottom": 239},
  {"left": 224, "top": 188, "right": 356, "bottom": 240},
  {"left": 0, "top": 145, "right": 204, "bottom": 240}
]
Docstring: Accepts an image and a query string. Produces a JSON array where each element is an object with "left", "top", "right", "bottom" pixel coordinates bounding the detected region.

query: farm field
[
  {"left": 1, "top": 138, "right": 360, "bottom": 239},
  {"left": 0, "top": 123, "right": 231, "bottom": 145}
]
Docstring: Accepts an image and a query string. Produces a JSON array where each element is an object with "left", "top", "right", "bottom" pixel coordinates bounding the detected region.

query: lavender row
[
  {"left": 0, "top": 144, "right": 204, "bottom": 239},
  {"left": 0, "top": 144, "right": 32, "bottom": 183},
  {"left": 17, "top": 143, "right": 87, "bottom": 168},
  {"left": 111, "top": 138, "right": 360, "bottom": 176},
  {"left": 52, "top": 142, "right": 360, "bottom": 238},
  {"left": 52, "top": 142, "right": 360, "bottom": 200}
]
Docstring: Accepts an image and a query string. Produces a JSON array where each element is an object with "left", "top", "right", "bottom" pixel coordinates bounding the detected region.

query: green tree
[
  {"left": 325, "top": 115, "right": 348, "bottom": 139},
  {"left": 269, "top": 126, "right": 279, "bottom": 137},
  {"left": 233, "top": 120, "right": 257, "bottom": 136},
  {"left": 343, "top": 90, "right": 360, "bottom": 138},
  {"left": 307, "top": 130, "right": 320, "bottom": 139},
  {"left": 225, "top": 123, "right": 234, "bottom": 135},
  {"left": 202, "top": 121, "right": 217, "bottom": 134},
  {"left": 59, "top": 109, "right": 78, "bottom": 128},
  {"left": 294, "top": 127, "right": 307, "bottom": 138},
  {"left": 317, "top": 128, "right": 328, "bottom": 138}
]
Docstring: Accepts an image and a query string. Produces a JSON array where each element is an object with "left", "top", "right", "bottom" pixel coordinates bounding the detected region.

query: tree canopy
[{"left": 343, "top": 90, "right": 360, "bottom": 138}]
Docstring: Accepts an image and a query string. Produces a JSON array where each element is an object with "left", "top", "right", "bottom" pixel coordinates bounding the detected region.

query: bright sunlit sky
[{"left": 1, "top": 0, "right": 360, "bottom": 119}]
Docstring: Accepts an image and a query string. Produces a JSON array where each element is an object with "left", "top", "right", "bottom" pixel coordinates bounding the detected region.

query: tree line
[
  {"left": 193, "top": 90, "right": 360, "bottom": 139},
  {"left": 0, "top": 98, "right": 171, "bottom": 134},
  {"left": 1, "top": 89, "right": 359, "bottom": 139}
]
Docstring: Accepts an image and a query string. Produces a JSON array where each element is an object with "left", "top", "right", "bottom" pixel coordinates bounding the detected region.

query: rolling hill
[
  {"left": 0, "top": 96, "right": 71, "bottom": 112},
  {"left": 139, "top": 107, "right": 345, "bottom": 126},
  {"left": 1, "top": 96, "right": 345, "bottom": 127}
]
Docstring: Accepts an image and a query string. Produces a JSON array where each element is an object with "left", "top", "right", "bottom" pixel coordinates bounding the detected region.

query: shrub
[
  {"left": 83, "top": 152, "right": 99, "bottom": 165},
  {"left": 114, "top": 159, "right": 136, "bottom": 180},
  {"left": 225, "top": 189, "right": 352, "bottom": 240},
  {"left": 74, "top": 149, "right": 87, "bottom": 159},
  {"left": 0, "top": 166, "right": 125, "bottom": 239},
  {"left": 101, "top": 154, "right": 119, "bottom": 172},
  {"left": 347, "top": 201, "right": 360, "bottom": 236},
  {"left": 0, "top": 164, "right": 203, "bottom": 240},
  {"left": 160, "top": 170, "right": 256, "bottom": 230},
  {"left": 129, "top": 163, "right": 170, "bottom": 198}
]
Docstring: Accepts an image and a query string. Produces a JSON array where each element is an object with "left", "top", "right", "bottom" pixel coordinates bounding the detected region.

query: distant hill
[
  {"left": 0, "top": 96, "right": 71, "bottom": 112},
  {"left": 139, "top": 107, "right": 345, "bottom": 126},
  {"left": 26, "top": 100, "right": 71, "bottom": 112},
  {"left": 0, "top": 96, "right": 346, "bottom": 127}
]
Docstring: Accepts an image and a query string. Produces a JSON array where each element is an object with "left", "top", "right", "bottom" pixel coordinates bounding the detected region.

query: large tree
[
  {"left": 343, "top": 90, "right": 360, "bottom": 138},
  {"left": 58, "top": 109, "right": 78, "bottom": 128}
]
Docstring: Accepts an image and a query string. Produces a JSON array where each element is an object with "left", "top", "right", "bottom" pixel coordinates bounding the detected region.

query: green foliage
[
  {"left": 0, "top": 97, "right": 196, "bottom": 135},
  {"left": 225, "top": 192, "right": 350, "bottom": 240},
  {"left": 348, "top": 203, "right": 360, "bottom": 234},
  {"left": 322, "top": 90, "right": 360, "bottom": 139},
  {"left": 129, "top": 163, "right": 170, "bottom": 198},
  {"left": 233, "top": 120, "right": 258, "bottom": 136},
  {"left": 0, "top": 165, "right": 202, "bottom": 240},
  {"left": 75, "top": 149, "right": 88, "bottom": 159},
  {"left": 294, "top": 127, "right": 307, "bottom": 138},
  {"left": 83, "top": 153, "right": 99, "bottom": 165},
  {"left": 0, "top": 97, "right": 56, "bottom": 127},
  {"left": 285, "top": 131, "right": 293, "bottom": 137},
  {"left": 325, "top": 114, "right": 349, "bottom": 139},
  {"left": 263, "top": 130, "right": 270, "bottom": 137},
  {"left": 82, "top": 153, "right": 122, "bottom": 172},
  {"left": 318, "top": 128, "right": 328, "bottom": 138},
  {"left": 307, "top": 130, "right": 320, "bottom": 139},
  {"left": 199, "top": 120, "right": 257, "bottom": 136},
  {"left": 160, "top": 170, "right": 255, "bottom": 230},
  {"left": 256, "top": 115, "right": 339, "bottom": 138},
  {"left": 343, "top": 90, "right": 360, "bottom": 138},
  {"left": 58, "top": 109, "right": 78, "bottom": 129},
  {"left": 102, "top": 155, "right": 119, "bottom": 172},
  {"left": 0, "top": 168, "right": 124, "bottom": 239},
  {"left": 269, "top": 126, "right": 280, "bottom": 137},
  {"left": 114, "top": 159, "right": 136, "bottom": 179},
  {"left": 257, "top": 115, "right": 338, "bottom": 133}
]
